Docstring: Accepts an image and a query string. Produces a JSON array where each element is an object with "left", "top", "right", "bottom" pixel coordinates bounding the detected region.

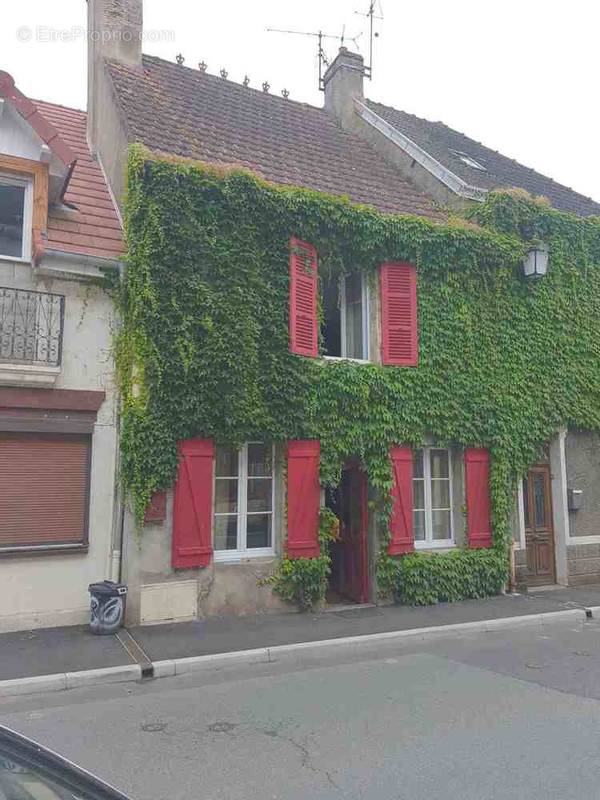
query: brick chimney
[
  {"left": 323, "top": 47, "right": 364, "bottom": 130},
  {"left": 86, "top": 0, "right": 143, "bottom": 206}
]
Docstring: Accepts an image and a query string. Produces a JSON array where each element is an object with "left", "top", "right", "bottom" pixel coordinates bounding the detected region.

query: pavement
[
  {"left": 1, "top": 584, "right": 600, "bottom": 687},
  {"left": 3, "top": 611, "right": 600, "bottom": 799}
]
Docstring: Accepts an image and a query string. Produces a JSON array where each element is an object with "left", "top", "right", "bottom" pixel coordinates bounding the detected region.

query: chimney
[
  {"left": 323, "top": 47, "right": 364, "bottom": 130},
  {"left": 87, "top": 0, "right": 143, "bottom": 154}
]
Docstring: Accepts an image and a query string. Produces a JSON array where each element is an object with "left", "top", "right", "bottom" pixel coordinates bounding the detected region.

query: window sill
[
  {"left": 414, "top": 541, "right": 456, "bottom": 552},
  {"left": 322, "top": 355, "right": 371, "bottom": 365},
  {"left": 213, "top": 549, "right": 275, "bottom": 564},
  {"left": 0, "top": 362, "right": 60, "bottom": 388},
  {"left": 0, "top": 253, "right": 31, "bottom": 265},
  {"left": 0, "top": 543, "right": 88, "bottom": 558}
]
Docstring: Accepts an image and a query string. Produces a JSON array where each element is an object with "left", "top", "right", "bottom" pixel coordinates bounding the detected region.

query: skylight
[{"left": 450, "top": 150, "right": 487, "bottom": 172}]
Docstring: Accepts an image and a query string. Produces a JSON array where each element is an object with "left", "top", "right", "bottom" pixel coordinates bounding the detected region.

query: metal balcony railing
[{"left": 0, "top": 287, "right": 65, "bottom": 368}]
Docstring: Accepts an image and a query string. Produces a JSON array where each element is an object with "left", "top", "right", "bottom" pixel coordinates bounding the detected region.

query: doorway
[
  {"left": 523, "top": 464, "right": 556, "bottom": 585},
  {"left": 326, "top": 462, "right": 369, "bottom": 604}
]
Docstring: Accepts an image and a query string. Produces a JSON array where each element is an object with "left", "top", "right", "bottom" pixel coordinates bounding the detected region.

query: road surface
[{"left": 2, "top": 613, "right": 600, "bottom": 799}]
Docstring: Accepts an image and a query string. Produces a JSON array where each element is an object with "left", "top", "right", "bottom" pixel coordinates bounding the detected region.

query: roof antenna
[
  {"left": 266, "top": 26, "right": 361, "bottom": 92},
  {"left": 354, "top": 1, "right": 383, "bottom": 80}
]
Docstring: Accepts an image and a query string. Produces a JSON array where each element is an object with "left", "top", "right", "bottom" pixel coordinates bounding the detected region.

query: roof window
[{"left": 450, "top": 150, "right": 487, "bottom": 172}]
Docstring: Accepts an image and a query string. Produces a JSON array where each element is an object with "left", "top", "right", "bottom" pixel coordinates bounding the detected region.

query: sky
[{"left": 1, "top": 0, "right": 599, "bottom": 202}]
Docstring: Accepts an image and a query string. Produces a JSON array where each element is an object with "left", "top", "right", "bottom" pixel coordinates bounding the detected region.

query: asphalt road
[{"left": 3, "top": 615, "right": 600, "bottom": 799}]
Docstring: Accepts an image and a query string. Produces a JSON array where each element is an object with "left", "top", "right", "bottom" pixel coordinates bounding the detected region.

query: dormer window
[{"left": 0, "top": 174, "right": 33, "bottom": 261}]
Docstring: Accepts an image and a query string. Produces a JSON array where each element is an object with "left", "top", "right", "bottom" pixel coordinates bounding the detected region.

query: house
[
  {"left": 0, "top": 71, "right": 122, "bottom": 631},
  {"left": 86, "top": 0, "right": 600, "bottom": 625}
]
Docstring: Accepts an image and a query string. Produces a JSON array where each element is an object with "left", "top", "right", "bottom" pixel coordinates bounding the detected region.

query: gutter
[
  {"left": 355, "top": 99, "right": 488, "bottom": 203},
  {"left": 35, "top": 248, "right": 123, "bottom": 281}
]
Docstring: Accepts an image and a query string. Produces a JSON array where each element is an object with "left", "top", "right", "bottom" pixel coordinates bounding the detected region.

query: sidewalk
[{"left": 2, "top": 584, "right": 600, "bottom": 688}]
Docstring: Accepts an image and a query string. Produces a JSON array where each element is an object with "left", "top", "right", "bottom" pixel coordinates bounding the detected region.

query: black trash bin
[{"left": 88, "top": 581, "right": 127, "bottom": 635}]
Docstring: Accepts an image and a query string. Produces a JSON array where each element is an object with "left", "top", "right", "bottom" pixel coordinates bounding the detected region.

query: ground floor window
[
  {"left": 0, "top": 432, "right": 91, "bottom": 551},
  {"left": 214, "top": 442, "right": 274, "bottom": 560},
  {"left": 413, "top": 448, "right": 454, "bottom": 548}
]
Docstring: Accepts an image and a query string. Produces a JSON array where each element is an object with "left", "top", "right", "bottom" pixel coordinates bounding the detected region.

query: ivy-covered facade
[
  {"left": 83, "top": 0, "right": 600, "bottom": 624},
  {"left": 114, "top": 147, "right": 600, "bottom": 620}
]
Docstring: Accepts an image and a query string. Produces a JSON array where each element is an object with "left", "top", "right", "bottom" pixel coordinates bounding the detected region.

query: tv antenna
[
  {"left": 354, "top": 1, "right": 383, "bottom": 80},
  {"left": 266, "top": 26, "right": 362, "bottom": 91}
]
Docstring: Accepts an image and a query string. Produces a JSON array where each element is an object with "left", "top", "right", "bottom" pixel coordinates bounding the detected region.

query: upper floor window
[
  {"left": 214, "top": 442, "right": 274, "bottom": 560},
  {"left": 322, "top": 273, "right": 369, "bottom": 361},
  {"left": 413, "top": 448, "right": 454, "bottom": 547},
  {"left": 0, "top": 175, "right": 32, "bottom": 261}
]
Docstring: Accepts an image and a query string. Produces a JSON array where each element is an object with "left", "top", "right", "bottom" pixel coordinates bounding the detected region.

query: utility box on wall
[{"left": 568, "top": 488, "right": 583, "bottom": 512}]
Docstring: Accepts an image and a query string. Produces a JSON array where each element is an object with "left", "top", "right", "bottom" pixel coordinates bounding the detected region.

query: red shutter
[
  {"left": 286, "top": 440, "right": 320, "bottom": 558},
  {"left": 144, "top": 491, "right": 167, "bottom": 524},
  {"left": 465, "top": 447, "right": 492, "bottom": 548},
  {"left": 172, "top": 438, "right": 214, "bottom": 568},
  {"left": 388, "top": 446, "right": 415, "bottom": 555},
  {"left": 289, "top": 237, "right": 318, "bottom": 358},
  {"left": 380, "top": 262, "right": 418, "bottom": 366}
]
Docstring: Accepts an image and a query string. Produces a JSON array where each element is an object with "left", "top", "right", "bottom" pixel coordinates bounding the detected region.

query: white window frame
[
  {"left": 414, "top": 447, "right": 455, "bottom": 550},
  {"left": 323, "top": 272, "right": 370, "bottom": 363},
  {"left": 213, "top": 442, "right": 275, "bottom": 562},
  {"left": 0, "top": 173, "right": 33, "bottom": 263}
]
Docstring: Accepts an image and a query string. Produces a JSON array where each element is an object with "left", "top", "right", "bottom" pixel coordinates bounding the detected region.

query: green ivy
[
  {"left": 118, "top": 144, "right": 600, "bottom": 608},
  {"left": 259, "top": 507, "right": 340, "bottom": 611}
]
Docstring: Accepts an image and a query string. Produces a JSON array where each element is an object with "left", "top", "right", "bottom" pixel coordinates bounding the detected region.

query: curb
[
  {"left": 0, "top": 606, "right": 592, "bottom": 698},
  {"left": 0, "top": 664, "right": 141, "bottom": 697}
]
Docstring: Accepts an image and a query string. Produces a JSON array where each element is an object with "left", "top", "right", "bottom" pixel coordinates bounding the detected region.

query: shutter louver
[
  {"left": 465, "top": 447, "right": 492, "bottom": 548},
  {"left": 388, "top": 446, "right": 415, "bottom": 555},
  {"left": 286, "top": 440, "right": 320, "bottom": 558},
  {"left": 289, "top": 237, "right": 318, "bottom": 358},
  {"left": 172, "top": 438, "right": 214, "bottom": 568},
  {"left": 380, "top": 262, "right": 418, "bottom": 366}
]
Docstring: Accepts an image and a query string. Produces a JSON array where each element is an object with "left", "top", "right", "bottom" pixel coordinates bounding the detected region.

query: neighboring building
[
  {"left": 86, "top": 0, "right": 600, "bottom": 626},
  {"left": 0, "top": 71, "right": 122, "bottom": 631}
]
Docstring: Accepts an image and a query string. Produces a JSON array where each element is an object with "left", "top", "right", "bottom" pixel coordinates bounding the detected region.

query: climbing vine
[{"left": 117, "top": 144, "right": 600, "bottom": 606}]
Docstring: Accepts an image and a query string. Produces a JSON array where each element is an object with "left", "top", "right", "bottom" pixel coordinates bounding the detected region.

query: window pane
[
  {"left": 523, "top": 478, "right": 530, "bottom": 529},
  {"left": 247, "top": 513, "right": 272, "bottom": 549},
  {"left": 216, "top": 446, "right": 238, "bottom": 477},
  {"left": 431, "top": 480, "right": 450, "bottom": 510},
  {"left": 321, "top": 277, "right": 341, "bottom": 356},
  {"left": 215, "top": 479, "right": 238, "bottom": 513},
  {"left": 344, "top": 274, "right": 364, "bottom": 359},
  {"left": 247, "top": 478, "right": 272, "bottom": 512},
  {"left": 0, "top": 183, "right": 25, "bottom": 258},
  {"left": 432, "top": 509, "right": 451, "bottom": 540},
  {"left": 214, "top": 514, "right": 238, "bottom": 550},
  {"left": 247, "top": 443, "right": 272, "bottom": 476},
  {"left": 413, "top": 449, "right": 424, "bottom": 479},
  {"left": 533, "top": 473, "right": 546, "bottom": 528},
  {"left": 414, "top": 509, "right": 426, "bottom": 541},
  {"left": 413, "top": 478, "right": 425, "bottom": 510},
  {"left": 430, "top": 449, "right": 449, "bottom": 478}
]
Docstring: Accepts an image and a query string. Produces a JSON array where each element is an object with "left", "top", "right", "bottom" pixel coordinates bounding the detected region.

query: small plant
[{"left": 260, "top": 507, "right": 340, "bottom": 611}]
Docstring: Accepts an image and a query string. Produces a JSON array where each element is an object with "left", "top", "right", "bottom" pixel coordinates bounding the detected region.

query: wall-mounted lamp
[{"left": 523, "top": 243, "right": 549, "bottom": 280}]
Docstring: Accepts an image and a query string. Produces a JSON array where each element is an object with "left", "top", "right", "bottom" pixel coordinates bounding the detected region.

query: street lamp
[{"left": 523, "top": 243, "right": 549, "bottom": 280}]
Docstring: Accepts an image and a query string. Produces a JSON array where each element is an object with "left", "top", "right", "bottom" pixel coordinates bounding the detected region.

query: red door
[{"left": 331, "top": 464, "right": 369, "bottom": 603}]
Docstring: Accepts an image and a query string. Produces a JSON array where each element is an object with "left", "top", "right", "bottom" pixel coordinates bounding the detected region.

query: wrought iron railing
[{"left": 0, "top": 287, "right": 65, "bottom": 367}]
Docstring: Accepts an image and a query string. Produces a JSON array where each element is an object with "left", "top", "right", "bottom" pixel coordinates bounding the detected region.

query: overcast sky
[{"left": 2, "top": 1, "right": 599, "bottom": 202}]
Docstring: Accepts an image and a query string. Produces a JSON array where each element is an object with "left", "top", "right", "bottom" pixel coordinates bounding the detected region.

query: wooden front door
[
  {"left": 330, "top": 464, "right": 369, "bottom": 603},
  {"left": 523, "top": 465, "right": 556, "bottom": 585}
]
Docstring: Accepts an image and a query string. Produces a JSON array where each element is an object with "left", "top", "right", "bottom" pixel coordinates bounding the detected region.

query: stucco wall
[
  {"left": 0, "top": 259, "right": 119, "bottom": 632},
  {"left": 565, "top": 430, "right": 600, "bottom": 538}
]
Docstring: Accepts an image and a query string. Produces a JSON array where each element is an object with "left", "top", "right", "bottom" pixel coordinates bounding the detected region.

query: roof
[
  {"left": 31, "top": 99, "right": 123, "bottom": 259},
  {"left": 0, "top": 71, "right": 75, "bottom": 167},
  {"left": 105, "top": 55, "right": 442, "bottom": 220},
  {"left": 365, "top": 100, "right": 600, "bottom": 217}
]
